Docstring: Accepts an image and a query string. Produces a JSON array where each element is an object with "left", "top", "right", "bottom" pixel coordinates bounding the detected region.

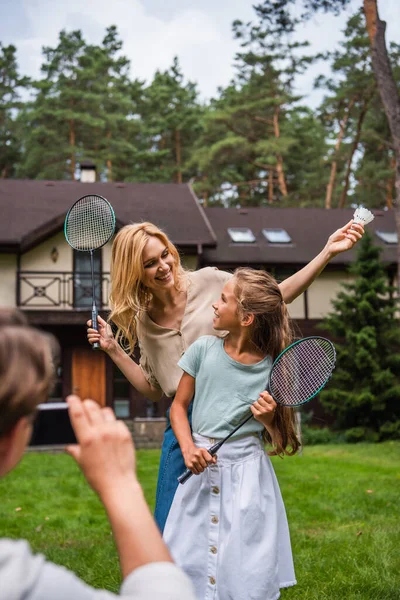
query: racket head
[
  {"left": 64, "top": 194, "right": 116, "bottom": 251},
  {"left": 268, "top": 336, "right": 336, "bottom": 407}
]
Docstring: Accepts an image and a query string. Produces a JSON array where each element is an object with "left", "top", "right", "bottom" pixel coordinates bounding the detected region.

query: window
[
  {"left": 228, "top": 227, "right": 256, "bottom": 243},
  {"left": 262, "top": 228, "right": 292, "bottom": 244},
  {"left": 74, "top": 250, "right": 102, "bottom": 308},
  {"left": 113, "top": 364, "right": 131, "bottom": 418},
  {"left": 48, "top": 364, "right": 63, "bottom": 402},
  {"left": 375, "top": 231, "right": 398, "bottom": 245}
]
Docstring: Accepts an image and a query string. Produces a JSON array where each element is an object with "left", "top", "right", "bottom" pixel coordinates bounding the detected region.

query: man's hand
[{"left": 66, "top": 395, "right": 137, "bottom": 500}]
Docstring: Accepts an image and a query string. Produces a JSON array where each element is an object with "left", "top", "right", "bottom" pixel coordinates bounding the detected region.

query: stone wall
[{"left": 125, "top": 418, "right": 166, "bottom": 449}]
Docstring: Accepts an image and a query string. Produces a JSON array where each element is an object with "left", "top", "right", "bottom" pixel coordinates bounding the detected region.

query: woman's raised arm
[{"left": 279, "top": 220, "right": 364, "bottom": 304}]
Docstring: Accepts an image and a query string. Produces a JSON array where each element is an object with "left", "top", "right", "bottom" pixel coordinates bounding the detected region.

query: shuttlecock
[{"left": 353, "top": 206, "right": 375, "bottom": 226}]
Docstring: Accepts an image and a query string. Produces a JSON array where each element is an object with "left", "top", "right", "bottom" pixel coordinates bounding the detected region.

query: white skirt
[{"left": 163, "top": 432, "right": 296, "bottom": 600}]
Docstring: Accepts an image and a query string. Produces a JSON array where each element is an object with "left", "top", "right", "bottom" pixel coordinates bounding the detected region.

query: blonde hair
[
  {"left": 0, "top": 326, "right": 55, "bottom": 438},
  {"left": 232, "top": 267, "right": 300, "bottom": 456},
  {"left": 109, "top": 222, "right": 186, "bottom": 353}
]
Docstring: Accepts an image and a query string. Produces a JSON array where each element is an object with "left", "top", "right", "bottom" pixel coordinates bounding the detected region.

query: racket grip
[
  {"left": 177, "top": 442, "right": 220, "bottom": 485},
  {"left": 91, "top": 307, "right": 100, "bottom": 350},
  {"left": 177, "top": 468, "right": 193, "bottom": 485}
]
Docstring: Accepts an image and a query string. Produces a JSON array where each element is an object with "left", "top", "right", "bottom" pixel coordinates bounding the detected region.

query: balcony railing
[{"left": 17, "top": 271, "right": 111, "bottom": 309}]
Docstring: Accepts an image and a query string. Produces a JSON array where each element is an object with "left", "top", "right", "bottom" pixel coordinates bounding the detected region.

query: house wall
[
  {"left": 180, "top": 254, "right": 198, "bottom": 270},
  {"left": 307, "top": 271, "right": 353, "bottom": 318},
  {"left": 286, "top": 294, "right": 304, "bottom": 319},
  {"left": 21, "top": 232, "right": 72, "bottom": 272},
  {"left": 102, "top": 239, "right": 113, "bottom": 271},
  {"left": 0, "top": 254, "right": 17, "bottom": 306}
]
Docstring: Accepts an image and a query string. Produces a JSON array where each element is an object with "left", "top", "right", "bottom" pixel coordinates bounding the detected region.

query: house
[
  {"left": 0, "top": 178, "right": 215, "bottom": 425},
  {"left": 0, "top": 178, "right": 398, "bottom": 437}
]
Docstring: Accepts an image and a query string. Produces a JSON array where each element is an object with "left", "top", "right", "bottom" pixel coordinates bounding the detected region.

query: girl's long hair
[
  {"left": 0, "top": 326, "right": 54, "bottom": 438},
  {"left": 232, "top": 267, "right": 301, "bottom": 456},
  {"left": 109, "top": 222, "right": 186, "bottom": 354}
]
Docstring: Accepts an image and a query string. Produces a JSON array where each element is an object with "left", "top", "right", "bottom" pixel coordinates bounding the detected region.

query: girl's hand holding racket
[
  {"left": 182, "top": 444, "right": 217, "bottom": 475},
  {"left": 251, "top": 392, "right": 277, "bottom": 428},
  {"left": 87, "top": 315, "right": 117, "bottom": 354}
]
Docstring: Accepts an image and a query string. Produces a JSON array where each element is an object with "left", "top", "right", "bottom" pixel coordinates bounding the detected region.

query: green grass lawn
[{"left": 0, "top": 443, "right": 399, "bottom": 599}]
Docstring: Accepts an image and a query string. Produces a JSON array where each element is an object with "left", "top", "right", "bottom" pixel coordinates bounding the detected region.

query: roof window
[
  {"left": 228, "top": 227, "right": 256, "bottom": 243},
  {"left": 262, "top": 228, "right": 291, "bottom": 244},
  {"left": 375, "top": 231, "right": 398, "bottom": 245}
]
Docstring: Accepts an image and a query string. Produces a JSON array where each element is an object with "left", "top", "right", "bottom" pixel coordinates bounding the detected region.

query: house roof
[
  {"left": 203, "top": 207, "right": 398, "bottom": 266},
  {"left": 0, "top": 180, "right": 216, "bottom": 252}
]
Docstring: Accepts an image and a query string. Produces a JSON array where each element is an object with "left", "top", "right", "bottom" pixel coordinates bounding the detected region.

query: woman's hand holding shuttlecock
[{"left": 325, "top": 220, "right": 364, "bottom": 257}]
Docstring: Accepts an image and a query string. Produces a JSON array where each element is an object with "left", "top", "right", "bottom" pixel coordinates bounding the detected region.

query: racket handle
[
  {"left": 91, "top": 307, "right": 100, "bottom": 350},
  {"left": 177, "top": 468, "right": 193, "bottom": 484},
  {"left": 177, "top": 441, "right": 221, "bottom": 485}
]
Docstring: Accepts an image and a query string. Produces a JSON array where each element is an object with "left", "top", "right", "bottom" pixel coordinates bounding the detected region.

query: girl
[
  {"left": 164, "top": 268, "right": 300, "bottom": 600},
  {"left": 87, "top": 220, "right": 364, "bottom": 532}
]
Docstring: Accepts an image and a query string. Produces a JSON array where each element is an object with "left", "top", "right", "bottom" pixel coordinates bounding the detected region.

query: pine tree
[
  {"left": 17, "top": 27, "right": 141, "bottom": 181},
  {"left": 77, "top": 26, "right": 143, "bottom": 182},
  {"left": 256, "top": 0, "right": 400, "bottom": 293},
  {"left": 137, "top": 57, "right": 203, "bottom": 183},
  {"left": 353, "top": 41, "right": 400, "bottom": 210},
  {"left": 190, "top": 7, "right": 323, "bottom": 206},
  {"left": 0, "top": 43, "right": 29, "bottom": 178},
  {"left": 17, "top": 30, "right": 88, "bottom": 180},
  {"left": 319, "top": 231, "right": 400, "bottom": 440},
  {"left": 315, "top": 11, "right": 377, "bottom": 209}
]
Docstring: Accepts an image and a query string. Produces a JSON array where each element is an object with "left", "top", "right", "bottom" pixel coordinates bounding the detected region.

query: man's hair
[
  {"left": 0, "top": 307, "right": 28, "bottom": 327},
  {"left": 0, "top": 326, "right": 55, "bottom": 438}
]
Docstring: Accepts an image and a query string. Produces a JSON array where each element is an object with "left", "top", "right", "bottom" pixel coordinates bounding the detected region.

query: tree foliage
[
  {"left": 319, "top": 232, "right": 400, "bottom": 440},
  {"left": 0, "top": 43, "right": 29, "bottom": 178},
  {"left": 1, "top": 5, "right": 399, "bottom": 213}
]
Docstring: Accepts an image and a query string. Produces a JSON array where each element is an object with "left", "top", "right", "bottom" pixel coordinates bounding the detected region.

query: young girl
[{"left": 164, "top": 268, "right": 300, "bottom": 600}]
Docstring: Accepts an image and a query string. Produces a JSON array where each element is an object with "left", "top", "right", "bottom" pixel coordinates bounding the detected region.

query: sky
[{"left": 1, "top": 0, "right": 399, "bottom": 108}]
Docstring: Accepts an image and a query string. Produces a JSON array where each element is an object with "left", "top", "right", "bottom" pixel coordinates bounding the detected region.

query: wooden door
[{"left": 71, "top": 348, "right": 106, "bottom": 407}]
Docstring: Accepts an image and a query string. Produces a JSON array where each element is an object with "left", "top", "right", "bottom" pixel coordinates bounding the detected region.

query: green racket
[{"left": 64, "top": 195, "right": 116, "bottom": 349}]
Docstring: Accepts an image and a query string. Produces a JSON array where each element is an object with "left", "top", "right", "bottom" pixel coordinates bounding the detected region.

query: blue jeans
[{"left": 154, "top": 403, "right": 193, "bottom": 533}]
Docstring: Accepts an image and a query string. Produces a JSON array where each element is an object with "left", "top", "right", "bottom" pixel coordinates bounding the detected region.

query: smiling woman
[{"left": 86, "top": 219, "right": 364, "bottom": 532}]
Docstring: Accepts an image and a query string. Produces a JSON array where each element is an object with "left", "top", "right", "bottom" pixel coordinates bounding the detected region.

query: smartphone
[{"left": 29, "top": 402, "right": 77, "bottom": 446}]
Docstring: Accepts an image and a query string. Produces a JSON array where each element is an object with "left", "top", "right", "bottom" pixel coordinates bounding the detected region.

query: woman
[{"left": 87, "top": 219, "right": 364, "bottom": 531}]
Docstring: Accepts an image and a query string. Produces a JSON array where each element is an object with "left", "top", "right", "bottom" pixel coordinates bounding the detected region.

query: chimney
[{"left": 79, "top": 160, "right": 97, "bottom": 183}]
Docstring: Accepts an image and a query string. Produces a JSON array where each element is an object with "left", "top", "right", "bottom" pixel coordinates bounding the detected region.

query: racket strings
[
  {"left": 65, "top": 196, "right": 115, "bottom": 251},
  {"left": 270, "top": 338, "right": 336, "bottom": 406}
]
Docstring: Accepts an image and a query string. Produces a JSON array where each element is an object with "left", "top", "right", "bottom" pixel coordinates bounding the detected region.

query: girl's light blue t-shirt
[{"left": 178, "top": 335, "right": 272, "bottom": 439}]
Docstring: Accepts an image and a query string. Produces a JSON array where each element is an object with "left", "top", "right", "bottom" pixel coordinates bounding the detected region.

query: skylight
[
  {"left": 262, "top": 228, "right": 292, "bottom": 244},
  {"left": 228, "top": 228, "right": 256, "bottom": 243},
  {"left": 375, "top": 231, "right": 398, "bottom": 245}
]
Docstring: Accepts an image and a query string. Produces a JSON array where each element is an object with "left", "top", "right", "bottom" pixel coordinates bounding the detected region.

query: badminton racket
[
  {"left": 178, "top": 336, "right": 336, "bottom": 484},
  {"left": 64, "top": 194, "right": 116, "bottom": 350}
]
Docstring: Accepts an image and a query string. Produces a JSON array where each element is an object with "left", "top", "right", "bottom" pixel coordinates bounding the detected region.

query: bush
[
  {"left": 301, "top": 425, "right": 340, "bottom": 445},
  {"left": 379, "top": 420, "right": 400, "bottom": 441},
  {"left": 343, "top": 427, "right": 379, "bottom": 443}
]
